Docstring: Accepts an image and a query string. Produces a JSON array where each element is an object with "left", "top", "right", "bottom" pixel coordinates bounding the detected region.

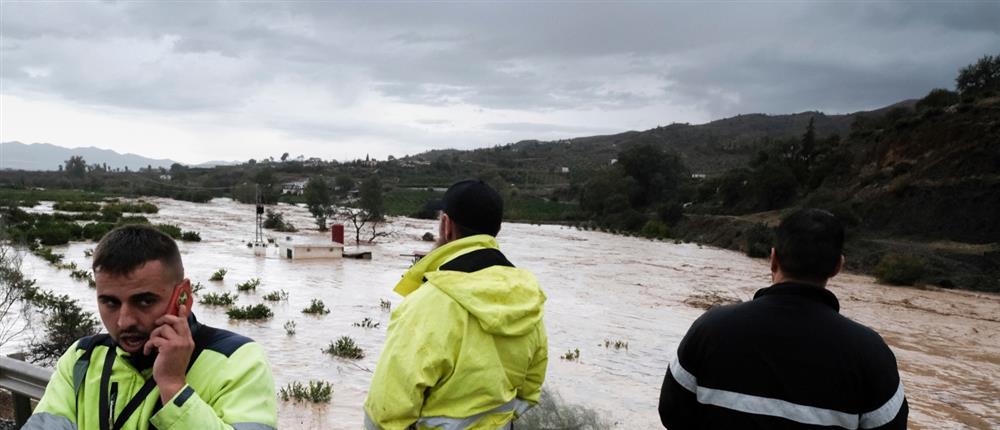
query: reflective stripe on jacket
[
  {"left": 365, "top": 235, "right": 548, "bottom": 430},
  {"left": 24, "top": 315, "right": 278, "bottom": 430}
]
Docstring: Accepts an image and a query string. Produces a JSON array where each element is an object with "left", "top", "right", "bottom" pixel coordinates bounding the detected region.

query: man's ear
[
  {"left": 769, "top": 248, "right": 779, "bottom": 274},
  {"left": 830, "top": 255, "right": 845, "bottom": 278}
]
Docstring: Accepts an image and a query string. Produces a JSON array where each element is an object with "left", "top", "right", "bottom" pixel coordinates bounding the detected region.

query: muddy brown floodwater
[{"left": 8, "top": 198, "right": 999, "bottom": 429}]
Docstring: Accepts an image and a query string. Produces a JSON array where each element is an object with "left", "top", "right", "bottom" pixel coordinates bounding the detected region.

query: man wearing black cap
[{"left": 365, "top": 180, "right": 548, "bottom": 430}]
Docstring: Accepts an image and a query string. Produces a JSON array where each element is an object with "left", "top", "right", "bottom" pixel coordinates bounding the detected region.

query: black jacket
[{"left": 659, "top": 282, "right": 908, "bottom": 429}]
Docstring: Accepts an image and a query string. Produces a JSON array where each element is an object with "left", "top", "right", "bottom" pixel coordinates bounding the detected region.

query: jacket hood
[
  {"left": 426, "top": 267, "right": 545, "bottom": 337},
  {"left": 393, "top": 234, "right": 545, "bottom": 336}
]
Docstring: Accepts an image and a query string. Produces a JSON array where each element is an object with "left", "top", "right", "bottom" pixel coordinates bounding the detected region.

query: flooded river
[{"left": 9, "top": 198, "right": 999, "bottom": 429}]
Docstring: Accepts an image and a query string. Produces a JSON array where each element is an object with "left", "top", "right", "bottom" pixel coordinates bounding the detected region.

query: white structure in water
[{"left": 280, "top": 236, "right": 344, "bottom": 260}]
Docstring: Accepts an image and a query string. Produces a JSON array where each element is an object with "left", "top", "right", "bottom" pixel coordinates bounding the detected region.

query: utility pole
[{"left": 253, "top": 184, "right": 266, "bottom": 255}]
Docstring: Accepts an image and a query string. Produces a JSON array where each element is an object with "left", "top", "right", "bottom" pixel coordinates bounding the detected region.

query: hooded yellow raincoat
[{"left": 365, "top": 235, "right": 548, "bottom": 430}]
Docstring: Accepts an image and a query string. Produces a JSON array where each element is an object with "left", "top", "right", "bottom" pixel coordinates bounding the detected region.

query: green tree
[
  {"left": 65, "top": 155, "right": 87, "bottom": 178},
  {"left": 956, "top": 53, "right": 1000, "bottom": 97},
  {"left": 916, "top": 88, "right": 960, "bottom": 110},
  {"left": 335, "top": 175, "right": 355, "bottom": 196},
  {"left": 304, "top": 176, "right": 333, "bottom": 231},
  {"left": 616, "top": 144, "right": 687, "bottom": 207},
  {"left": 360, "top": 176, "right": 384, "bottom": 221},
  {"left": 799, "top": 117, "right": 816, "bottom": 163}
]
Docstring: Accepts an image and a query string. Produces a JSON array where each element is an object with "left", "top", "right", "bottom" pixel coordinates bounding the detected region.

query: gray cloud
[{"left": 1, "top": 1, "right": 998, "bottom": 160}]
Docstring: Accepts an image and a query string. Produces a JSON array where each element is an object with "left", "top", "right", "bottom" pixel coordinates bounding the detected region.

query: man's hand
[{"left": 144, "top": 304, "right": 195, "bottom": 403}]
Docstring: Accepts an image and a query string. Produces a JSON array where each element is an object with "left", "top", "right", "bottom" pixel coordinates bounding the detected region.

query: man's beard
[{"left": 116, "top": 327, "right": 150, "bottom": 353}]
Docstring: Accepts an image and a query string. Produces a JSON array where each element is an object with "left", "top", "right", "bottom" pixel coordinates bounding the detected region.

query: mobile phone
[{"left": 166, "top": 283, "right": 193, "bottom": 316}]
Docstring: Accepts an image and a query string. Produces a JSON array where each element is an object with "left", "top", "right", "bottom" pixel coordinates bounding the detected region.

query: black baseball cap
[{"left": 442, "top": 180, "right": 503, "bottom": 236}]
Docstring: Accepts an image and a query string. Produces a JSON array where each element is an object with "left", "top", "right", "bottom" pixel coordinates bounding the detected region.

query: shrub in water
[
  {"left": 263, "top": 290, "right": 289, "bottom": 301},
  {"left": 515, "top": 389, "right": 610, "bottom": 430},
  {"left": 284, "top": 320, "right": 297, "bottom": 336},
  {"left": 324, "top": 336, "right": 364, "bottom": 359},
  {"left": 53, "top": 201, "right": 101, "bottom": 212},
  {"left": 69, "top": 269, "right": 91, "bottom": 281},
  {"left": 353, "top": 317, "right": 380, "bottom": 329},
  {"left": 237, "top": 278, "right": 261, "bottom": 291},
  {"left": 209, "top": 268, "right": 227, "bottom": 281},
  {"left": 155, "top": 224, "right": 183, "bottom": 239},
  {"left": 561, "top": 349, "right": 580, "bottom": 361},
  {"left": 875, "top": 253, "right": 925, "bottom": 286},
  {"left": 227, "top": 304, "right": 273, "bottom": 320},
  {"left": 279, "top": 380, "right": 333, "bottom": 404},
  {"left": 200, "top": 292, "right": 237, "bottom": 307},
  {"left": 302, "top": 299, "right": 330, "bottom": 315},
  {"left": 180, "top": 231, "right": 202, "bottom": 242}
]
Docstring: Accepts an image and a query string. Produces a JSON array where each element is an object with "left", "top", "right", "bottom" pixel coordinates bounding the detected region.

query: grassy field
[{"left": 384, "top": 188, "right": 443, "bottom": 217}]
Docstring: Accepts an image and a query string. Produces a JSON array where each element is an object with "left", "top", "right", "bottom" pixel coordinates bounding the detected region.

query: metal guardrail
[{"left": 0, "top": 355, "right": 53, "bottom": 427}]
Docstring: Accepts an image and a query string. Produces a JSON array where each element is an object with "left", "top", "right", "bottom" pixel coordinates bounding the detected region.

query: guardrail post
[{"left": 1, "top": 353, "right": 52, "bottom": 427}]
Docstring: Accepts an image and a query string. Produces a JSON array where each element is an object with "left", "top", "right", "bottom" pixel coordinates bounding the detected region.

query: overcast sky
[{"left": 2, "top": 1, "right": 998, "bottom": 164}]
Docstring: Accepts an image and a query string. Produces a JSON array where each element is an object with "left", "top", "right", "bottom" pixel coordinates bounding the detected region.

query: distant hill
[
  {"left": 407, "top": 107, "right": 891, "bottom": 174},
  {"left": 0, "top": 142, "right": 182, "bottom": 172}
]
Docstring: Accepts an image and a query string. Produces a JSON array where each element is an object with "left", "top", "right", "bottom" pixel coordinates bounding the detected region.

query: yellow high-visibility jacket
[
  {"left": 24, "top": 315, "right": 277, "bottom": 430},
  {"left": 365, "top": 235, "right": 548, "bottom": 430}
]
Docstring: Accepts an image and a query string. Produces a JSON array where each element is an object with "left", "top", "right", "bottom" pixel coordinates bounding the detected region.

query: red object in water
[{"left": 332, "top": 224, "right": 345, "bottom": 244}]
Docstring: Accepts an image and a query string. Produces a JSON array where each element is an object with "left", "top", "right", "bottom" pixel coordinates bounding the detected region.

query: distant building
[
  {"left": 280, "top": 236, "right": 344, "bottom": 260},
  {"left": 282, "top": 179, "right": 308, "bottom": 195},
  {"left": 691, "top": 173, "right": 707, "bottom": 179},
  {"left": 158, "top": 174, "right": 172, "bottom": 181},
  {"left": 559, "top": 167, "right": 570, "bottom": 174},
  {"left": 610, "top": 159, "right": 618, "bottom": 165}
]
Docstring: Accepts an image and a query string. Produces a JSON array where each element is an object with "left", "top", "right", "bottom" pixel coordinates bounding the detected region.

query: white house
[
  {"left": 280, "top": 236, "right": 344, "bottom": 260},
  {"left": 281, "top": 179, "right": 308, "bottom": 195}
]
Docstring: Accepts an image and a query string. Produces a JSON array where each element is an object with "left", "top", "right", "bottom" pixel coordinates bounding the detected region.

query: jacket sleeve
[
  {"left": 659, "top": 314, "right": 707, "bottom": 430},
  {"left": 149, "top": 342, "right": 277, "bottom": 430},
  {"left": 364, "top": 286, "right": 464, "bottom": 430},
  {"left": 858, "top": 338, "right": 908, "bottom": 430},
  {"left": 22, "top": 342, "right": 82, "bottom": 430},
  {"left": 517, "top": 321, "right": 547, "bottom": 405}
]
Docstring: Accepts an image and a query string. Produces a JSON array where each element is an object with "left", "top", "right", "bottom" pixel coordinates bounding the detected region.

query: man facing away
[
  {"left": 365, "top": 180, "right": 548, "bottom": 430},
  {"left": 659, "top": 209, "right": 908, "bottom": 429},
  {"left": 25, "top": 225, "right": 277, "bottom": 430}
]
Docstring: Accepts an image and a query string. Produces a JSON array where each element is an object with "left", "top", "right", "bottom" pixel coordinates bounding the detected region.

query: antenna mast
[{"left": 254, "top": 185, "right": 266, "bottom": 252}]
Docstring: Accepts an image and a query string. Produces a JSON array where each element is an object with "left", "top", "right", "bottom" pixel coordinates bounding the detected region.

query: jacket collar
[
  {"left": 753, "top": 282, "right": 840, "bottom": 312},
  {"left": 393, "top": 234, "right": 500, "bottom": 297}
]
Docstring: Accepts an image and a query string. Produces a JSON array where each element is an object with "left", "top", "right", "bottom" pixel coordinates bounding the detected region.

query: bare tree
[
  {"left": 0, "top": 241, "right": 33, "bottom": 350},
  {"left": 337, "top": 206, "right": 391, "bottom": 245}
]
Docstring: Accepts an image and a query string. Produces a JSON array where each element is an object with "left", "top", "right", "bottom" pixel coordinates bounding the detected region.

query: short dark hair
[
  {"left": 452, "top": 221, "right": 481, "bottom": 239},
  {"left": 775, "top": 209, "right": 844, "bottom": 280},
  {"left": 92, "top": 225, "right": 184, "bottom": 282}
]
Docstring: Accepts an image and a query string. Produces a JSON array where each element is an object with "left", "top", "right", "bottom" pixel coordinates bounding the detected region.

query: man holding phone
[{"left": 25, "top": 225, "right": 277, "bottom": 430}]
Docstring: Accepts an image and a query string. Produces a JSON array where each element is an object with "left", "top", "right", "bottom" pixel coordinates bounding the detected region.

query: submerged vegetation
[
  {"left": 352, "top": 317, "right": 380, "bottom": 329},
  {"left": 561, "top": 349, "right": 581, "bottom": 361},
  {"left": 209, "top": 268, "right": 227, "bottom": 281},
  {"left": 324, "top": 336, "right": 364, "bottom": 359},
  {"left": 199, "top": 292, "right": 237, "bottom": 307},
  {"left": 279, "top": 380, "right": 333, "bottom": 404},
  {"left": 263, "top": 290, "right": 289, "bottom": 301},
  {"left": 236, "top": 278, "right": 261, "bottom": 291},
  {"left": 302, "top": 299, "right": 331, "bottom": 315},
  {"left": 226, "top": 304, "right": 273, "bottom": 320}
]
